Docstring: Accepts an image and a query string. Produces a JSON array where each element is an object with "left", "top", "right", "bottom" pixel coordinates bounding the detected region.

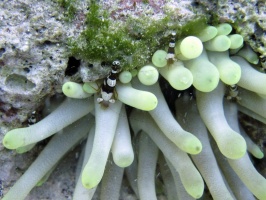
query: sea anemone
[{"left": 2, "top": 22, "right": 266, "bottom": 200}]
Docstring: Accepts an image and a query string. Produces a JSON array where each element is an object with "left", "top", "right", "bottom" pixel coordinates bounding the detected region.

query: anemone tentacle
[
  {"left": 3, "top": 116, "right": 94, "bottom": 200},
  {"left": 81, "top": 96, "right": 122, "bottom": 189},
  {"left": 196, "top": 81, "right": 247, "bottom": 159},
  {"left": 176, "top": 95, "right": 235, "bottom": 200},
  {"left": 3, "top": 98, "right": 94, "bottom": 149}
]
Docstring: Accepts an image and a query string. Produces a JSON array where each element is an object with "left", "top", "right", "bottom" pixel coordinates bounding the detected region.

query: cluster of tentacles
[{"left": 2, "top": 23, "right": 266, "bottom": 200}]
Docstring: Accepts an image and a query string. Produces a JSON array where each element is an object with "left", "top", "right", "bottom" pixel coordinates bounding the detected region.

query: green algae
[
  {"left": 57, "top": 0, "right": 77, "bottom": 21},
  {"left": 67, "top": 2, "right": 207, "bottom": 71},
  {"left": 181, "top": 17, "right": 208, "bottom": 36},
  {"left": 67, "top": 2, "right": 179, "bottom": 70}
]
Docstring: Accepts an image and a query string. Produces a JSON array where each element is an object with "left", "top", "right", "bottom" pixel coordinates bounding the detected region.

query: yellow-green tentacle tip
[
  {"left": 219, "top": 133, "right": 247, "bottom": 159},
  {"left": 195, "top": 26, "right": 218, "bottom": 42},
  {"left": 3, "top": 129, "right": 26, "bottom": 149},
  {"left": 81, "top": 162, "right": 103, "bottom": 189},
  {"left": 208, "top": 51, "right": 241, "bottom": 85},
  {"left": 62, "top": 82, "right": 91, "bottom": 99},
  {"left": 159, "top": 61, "right": 193, "bottom": 90},
  {"left": 251, "top": 147, "right": 264, "bottom": 159},
  {"left": 204, "top": 35, "right": 231, "bottom": 52},
  {"left": 236, "top": 45, "right": 259, "bottom": 64},
  {"left": 83, "top": 82, "right": 99, "bottom": 94},
  {"left": 215, "top": 23, "right": 232, "bottom": 35},
  {"left": 228, "top": 34, "right": 244, "bottom": 49},
  {"left": 138, "top": 65, "right": 159, "bottom": 85},
  {"left": 116, "top": 83, "right": 158, "bottom": 111},
  {"left": 152, "top": 50, "right": 167, "bottom": 67},
  {"left": 16, "top": 143, "right": 35, "bottom": 154},
  {"left": 178, "top": 36, "right": 203, "bottom": 59},
  {"left": 119, "top": 71, "right": 132, "bottom": 84},
  {"left": 181, "top": 136, "right": 203, "bottom": 155},
  {"left": 130, "top": 69, "right": 138, "bottom": 77}
]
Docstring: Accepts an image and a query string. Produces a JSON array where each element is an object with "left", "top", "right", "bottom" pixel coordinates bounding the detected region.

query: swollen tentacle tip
[
  {"left": 113, "top": 154, "right": 134, "bottom": 168},
  {"left": 189, "top": 187, "right": 204, "bottom": 199},
  {"left": 195, "top": 25, "right": 218, "bottom": 42},
  {"left": 219, "top": 135, "right": 247, "bottom": 160},
  {"left": 184, "top": 49, "right": 220, "bottom": 92},
  {"left": 3, "top": 129, "right": 24, "bottom": 149},
  {"left": 184, "top": 140, "right": 203, "bottom": 155},
  {"left": 251, "top": 147, "right": 264, "bottom": 159},
  {"left": 159, "top": 61, "right": 193, "bottom": 90},
  {"left": 181, "top": 171, "right": 205, "bottom": 199},
  {"left": 219, "top": 65, "right": 241, "bottom": 85},
  {"left": 62, "top": 82, "right": 91, "bottom": 99},
  {"left": 236, "top": 45, "right": 260, "bottom": 64},
  {"left": 152, "top": 50, "right": 167, "bottom": 67},
  {"left": 215, "top": 23, "right": 232, "bottom": 35},
  {"left": 16, "top": 144, "right": 35, "bottom": 154},
  {"left": 204, "top": 35, "right": 231, "bottom": 52},
  {"left": 81, "top": 179, "right": 95, "bottom": 190},
  {"left": 116, "top": 82, "right": 158, "bottom": 111},
  {"left": 176, "top": 36, "right": 203, "bottom": 60},
  {"left": 208, "top": 51, "right": 241, "bottom": 85},
  {"left": 137, "top": 65, "right": 159, "bottom": 85},
  {"left": 83, "top": 82, "right": 99, "bottom": 94},
  {"left": 228, "top": 34, "right": 244, "bottom": 49},
  {"left": 81, "top": 168, "right": 101, "bottom": 189},
  {"left": 119, "top": 71, "right": 132, "bottom": 84}
]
